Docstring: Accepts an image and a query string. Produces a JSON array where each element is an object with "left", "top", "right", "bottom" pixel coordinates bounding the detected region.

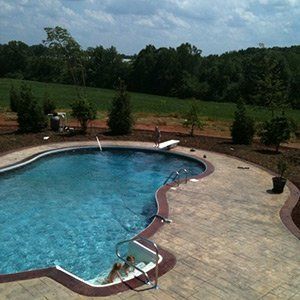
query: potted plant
[{"left": 272, "top": 160, "right": 287, "bottom": 194}]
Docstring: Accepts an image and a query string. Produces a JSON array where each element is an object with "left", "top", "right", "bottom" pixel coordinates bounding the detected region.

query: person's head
[
  {"left": 126, "top": 255, "right": 135, "bottom": 264},
  {"left": 155, "top": 126, "right": 159, "bottom": 131},
  {"left": 112, "top": 263, "right": 122, "bottom": 271}
]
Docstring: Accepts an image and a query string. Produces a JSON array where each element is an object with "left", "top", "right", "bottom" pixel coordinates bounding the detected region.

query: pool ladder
[
  {"left": 163, "top": 168, "right": 191, "bottom": 186},
  {"left": 115, "top": 236, "right": 159, "bottom": 289}
]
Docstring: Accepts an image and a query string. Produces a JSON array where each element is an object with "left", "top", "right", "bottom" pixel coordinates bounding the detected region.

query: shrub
[
  {"left": 231, "top": 100, "right": 255, "bottom": 144},
  {"left": 71, "top": 97, "right": 96, "bottom": 132},
  {"left": 9, "top": 85, "right": 20, "bottom": 112},
  {"left": 259, "top": 116, "right": 295, "bottom": 152},
  {"left": 183, "top": 101, "right": 204, "bottom": 136},
  {"left": 107, "top": 80, "right": 134, "bottom": 135},
  {"left": 17, "top": 84, "right": 47, "bottom": 132},
  {"left": 43, "top": 92, "right": 56, "bottom": 115},
  {"left": 277, "top": 160, "right": 288, "bottom": 178}
]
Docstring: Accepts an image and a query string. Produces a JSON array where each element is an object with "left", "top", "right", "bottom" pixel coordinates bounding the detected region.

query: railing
[
  {"left": 163, "top": 168, "right": 191, "bottom": 186},
  {"left": 163, "top": 170, "right": 180, "bottom": 185},
  {"left": 115, "top": 236, "right": 159, "bottom": 289}
]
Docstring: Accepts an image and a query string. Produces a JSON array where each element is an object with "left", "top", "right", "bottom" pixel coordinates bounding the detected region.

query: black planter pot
[{"left": 272, "top": 176, "right": 287, "bottom": 194}]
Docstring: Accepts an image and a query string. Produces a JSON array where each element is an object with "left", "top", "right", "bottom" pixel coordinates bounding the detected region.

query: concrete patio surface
[{"left": 0, "top": 141, "right": 299, "bottom": 300}]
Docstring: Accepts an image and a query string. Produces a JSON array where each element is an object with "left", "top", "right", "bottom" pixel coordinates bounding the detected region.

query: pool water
[{"left": 0, "top": 148, "right": 205, "bottom": 280}]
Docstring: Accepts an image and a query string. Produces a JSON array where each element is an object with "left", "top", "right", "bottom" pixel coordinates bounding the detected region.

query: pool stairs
[{"left": 115, "top": 236, "right": 161, "bottom": 289}]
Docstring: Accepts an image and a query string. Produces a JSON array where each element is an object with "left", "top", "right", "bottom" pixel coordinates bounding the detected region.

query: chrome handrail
[
  {"left": 115, "top": 236, "right": 159, "bottom": 289},
  {"left": 177, "top": 168, "right": 191, "bottom": 184},
  {"left": 163, "top": 168, "right": 191, "bottom": 185},
  {"left": 163, "top": 170, "right": 179, "bottom": 185}
]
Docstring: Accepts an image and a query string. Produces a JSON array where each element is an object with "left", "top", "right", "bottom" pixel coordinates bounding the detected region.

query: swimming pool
[{"left": 0, "top": 147, "right": 205, "bottom": 281}]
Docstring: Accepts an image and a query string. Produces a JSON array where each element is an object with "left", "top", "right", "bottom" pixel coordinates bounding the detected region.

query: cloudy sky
[{"left": 0, "top": 0, "right": 299, "bottom": 55}]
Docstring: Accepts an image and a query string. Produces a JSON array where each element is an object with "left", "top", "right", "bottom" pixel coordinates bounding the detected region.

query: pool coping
[{"left": 0, "top": 144, "right": 215, "bottom": 296}]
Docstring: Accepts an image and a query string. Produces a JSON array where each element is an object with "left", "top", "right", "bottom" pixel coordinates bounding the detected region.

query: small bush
[
  {"left": 43, "top": 92, "right": 56, "bottom": 115},
  {"left": 107, "top": 80, "right": 134, "bottom": 135},
  {"left": 277, "top": 160, "right": 288, "bottom": 178},
  {"left": 71, "top": 97, "right": 96, "bottom": 133},
  {"left": 183, "top": 101, "right": 204, "bottom": 136},
  {"left": 9, "top": 85, "right": 20, "bottom": 112},
  {"left": 17, "top": 84, "right": 47, "bottom": 132},
  {"left": 231, "top": 100, "right": 255, "bottom": 145},
  {"left": 259, "top": 116, "right": 295, "bottom": 152}
]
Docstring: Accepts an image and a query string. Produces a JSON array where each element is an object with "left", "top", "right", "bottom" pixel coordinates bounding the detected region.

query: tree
[
  {"left": 259, "top": 116, "right": 295, "bottom": 152},
  {"left": 131, "top": 45, "right": 157, "bottom": 93},
  {"left": 0, "top": 41, "right": 29, "bottom": 78},
  {"left": 243, "top": 50, "right": 291, "bottom": 115},
  {"left": 183, "top": 101, "right": 204, "bottom": 136},
  {"left": 9, "top": 85, "right": 20, "bottom": 112},
  {"left": 43, "top": 26, "right": 86, "bottom": 94},
  {"left": 231, "top": 100, "right": 255, "bottom": 144},
  {"left": 177, "top": 71, "right": 201, "bottom": 99},
  {"left": 107, "top": 80, "right": 134, "bottom": 135},
  {"left": 86, "top": 46, "right": 128, "bottom": 89},
  {"left": 17, "top": 84, "right": 47, "bottom": 132},
  {"left": 71, "top": 98, "right": 96, "bottom": 133}
]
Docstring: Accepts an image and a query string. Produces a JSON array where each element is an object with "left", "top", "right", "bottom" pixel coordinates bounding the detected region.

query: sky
[{"left": 0, "top": 0, "right": 299, "bottom": 56}]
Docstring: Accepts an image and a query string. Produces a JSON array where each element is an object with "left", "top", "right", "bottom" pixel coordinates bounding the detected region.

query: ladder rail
[
  {"left": 163, "top": 170, "right": 179, "bottom": 185},
  {"left": 164, "top": 168, "right": 191, "bottom": 185}
]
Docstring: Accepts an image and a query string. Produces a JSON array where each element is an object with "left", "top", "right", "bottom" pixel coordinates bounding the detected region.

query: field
[{"left": 0, "top": 78, "right": 299, "bottom": 124}]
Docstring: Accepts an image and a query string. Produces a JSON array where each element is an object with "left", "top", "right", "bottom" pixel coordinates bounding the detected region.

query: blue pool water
[{"left": 0, "top": 147, "right": 205, "bottom": 280}]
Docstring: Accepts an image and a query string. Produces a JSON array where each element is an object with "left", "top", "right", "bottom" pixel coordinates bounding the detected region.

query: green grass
[{"left": 0, "top": 78, "right": 299, "bottom": 123}]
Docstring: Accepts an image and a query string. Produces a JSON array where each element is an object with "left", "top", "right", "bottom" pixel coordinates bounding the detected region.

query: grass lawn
[{"left": 0, "top": 78, "right": 299, "bottom": 124}]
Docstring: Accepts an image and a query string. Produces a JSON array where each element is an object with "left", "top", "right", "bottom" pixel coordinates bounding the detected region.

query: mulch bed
[{"left": 1, "top": 126, "right": 299, "bottom": 229}]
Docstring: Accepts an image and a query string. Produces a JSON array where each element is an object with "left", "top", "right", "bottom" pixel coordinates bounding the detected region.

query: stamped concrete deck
[{"left": 0, "top": 141, "right": 299, "bottom": 300}]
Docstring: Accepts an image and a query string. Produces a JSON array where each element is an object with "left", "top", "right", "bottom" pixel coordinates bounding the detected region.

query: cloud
[
  {"left": 84, "top": 9, "right": 114, "bottom": 24},
  {"left": 0, "top": 0, "right": 299, "bottom": 55},
  {"left": 0, "top": 1, "right": 14, "bottom": 13}
]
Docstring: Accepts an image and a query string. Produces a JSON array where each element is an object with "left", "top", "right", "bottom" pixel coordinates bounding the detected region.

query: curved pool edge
[
  {"left": 0, "top": 143, "right": 214, "bottom": 296},
  {"left": 279, "top": 181, "right": 300, "bottom": 240}
]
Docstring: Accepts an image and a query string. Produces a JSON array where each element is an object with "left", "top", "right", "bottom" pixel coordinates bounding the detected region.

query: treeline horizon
[{"left": 0, "top": 34, "right": 299, "bottom": 109}]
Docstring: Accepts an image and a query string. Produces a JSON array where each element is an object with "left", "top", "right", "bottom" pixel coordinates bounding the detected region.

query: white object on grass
[{"left": 43, "top": 136, "right": 49, "bottom": 140}]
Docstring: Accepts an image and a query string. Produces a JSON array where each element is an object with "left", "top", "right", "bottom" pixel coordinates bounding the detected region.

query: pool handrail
[
  {"left": 163, "top": 168, "right": 191, "bottom": 186},
  {"left": 115, "top": 236, "right": 159, "bottom": 289}
]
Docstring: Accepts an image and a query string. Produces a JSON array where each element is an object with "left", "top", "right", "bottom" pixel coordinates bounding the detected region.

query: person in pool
[
  {"left": 122, "top": 255, "right": 135, "bottom": 275},
  {"left": 106, "top": 262, "right": 122, "bottom": 283}
]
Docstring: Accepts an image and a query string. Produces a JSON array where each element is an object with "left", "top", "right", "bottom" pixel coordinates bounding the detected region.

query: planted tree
[
  {"left": 43, "top": 92, "right": 56, "bottom": 115},
  {"left": 107, "top": 80, "right": 134, "bottom": 135},
  {"left": 71, "top": 98, "right": 96, "bottom": 133},
  {"left": 231, "top": 100, "right": 255, "bottom": 144},
  {"left": 9, "top": 85, "right": 20, "bottom": 112},
  {"left": 259, "top": 116, "right": 295, "bottom": 152},
  {"left": 272, "top": 160, "right": 288, "bottom": 193},
  {"left": 183, "top": 101, "right": 204, "bottom": 136},
  {"left": 17, "top": 84, "right": 47, "bottom": 132}
]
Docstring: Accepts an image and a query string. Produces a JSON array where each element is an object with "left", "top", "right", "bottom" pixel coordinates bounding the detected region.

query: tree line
[{"left": 0, "top": 26, "right": 299, "bottom": 109}]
